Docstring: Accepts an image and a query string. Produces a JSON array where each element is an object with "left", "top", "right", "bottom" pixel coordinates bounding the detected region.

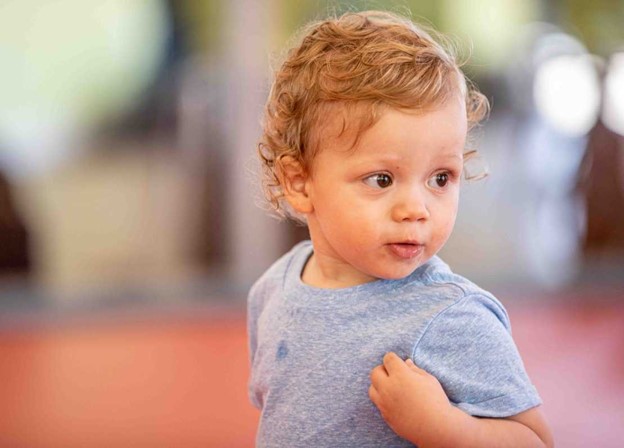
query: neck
[
  {"left": 302, "top": 217, "right": 378, "bottom": 288},
  {"left": 301, "top": 252, "right": 377, "bottom": 289}
]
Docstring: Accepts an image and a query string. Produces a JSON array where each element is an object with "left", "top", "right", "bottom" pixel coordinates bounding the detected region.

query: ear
[{"left": 277, "top": 156, "right": 314, "bottom": 214}]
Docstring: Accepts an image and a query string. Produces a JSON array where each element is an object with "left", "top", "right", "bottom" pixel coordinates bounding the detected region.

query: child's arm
[{"left": 369, "top": 353, "right": 554, "bottom": 448}]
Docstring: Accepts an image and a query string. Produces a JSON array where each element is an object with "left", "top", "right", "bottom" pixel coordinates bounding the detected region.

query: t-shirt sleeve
[{"left": 411, "top": 294, "right": 542, "bottom": 418}]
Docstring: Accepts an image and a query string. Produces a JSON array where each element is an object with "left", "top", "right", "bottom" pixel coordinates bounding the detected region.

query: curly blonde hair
[{"left": 258, "top": 10, "right": 489, "bottom": 220}]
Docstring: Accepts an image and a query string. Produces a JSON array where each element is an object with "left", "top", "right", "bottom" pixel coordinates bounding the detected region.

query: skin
[
  {"left": 369, "top": 353, "right": 554, "bottom": 448},
  {"left": 285, "top": 100, "right": 466, "bottom": 289},
  {"left": 281, "top": 98, "right": 554, "bottom": 447}
]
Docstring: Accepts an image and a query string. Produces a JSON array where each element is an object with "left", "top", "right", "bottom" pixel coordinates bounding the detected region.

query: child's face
[{"left": 302, "top": 98, "right": 467, "bottom": 287}]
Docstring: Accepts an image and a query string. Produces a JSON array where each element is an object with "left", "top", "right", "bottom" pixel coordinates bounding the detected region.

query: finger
[
  {"left": 382, "top": 352, "right": 407, "bottom": 373},
  {"left": 406, "top": 358, "right": 432, "bottom": 375},
  {"left": 370, "top": 365, "right": 388, "bottom": 386},
  {"left": 368, "top": 384, "right": 380, "bottom": 406},
  {"left": 405, "top": 358, "right": 423, "bottom": 372}
]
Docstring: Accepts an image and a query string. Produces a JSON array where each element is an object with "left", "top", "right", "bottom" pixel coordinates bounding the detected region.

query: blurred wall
[{"left": 0, "top": 0, "right": 622, "bottom": 303}]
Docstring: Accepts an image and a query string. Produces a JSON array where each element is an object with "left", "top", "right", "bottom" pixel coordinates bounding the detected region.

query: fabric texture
[{"left": 248, "top": 240, "right": 542, "bottom": 447}]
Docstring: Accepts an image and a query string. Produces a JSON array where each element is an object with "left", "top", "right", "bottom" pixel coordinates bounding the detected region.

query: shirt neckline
[{"left": 284, "top": 240, "right": 438, "bottom": 304}]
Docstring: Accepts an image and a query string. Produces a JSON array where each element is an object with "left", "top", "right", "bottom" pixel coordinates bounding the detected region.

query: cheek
[
  {"left": 434, "top": 200, "right": 459, "bottom": 241},
  {"left": 330, "top": 208, "right": 377, "bottom": 240},
  {"left": 316, "top": 186, "right": 370, "bottom": 222},
  {"left": 320, "top": 205, "right": 382, "bottom": 250}
]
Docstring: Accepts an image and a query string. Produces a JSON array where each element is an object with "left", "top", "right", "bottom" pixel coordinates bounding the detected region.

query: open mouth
[{"left": 387, "top": 243, "right": 424, "bottom": 259}]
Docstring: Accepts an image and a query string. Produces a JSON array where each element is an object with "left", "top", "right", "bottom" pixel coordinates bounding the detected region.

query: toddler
[{"left": 247, "top": 10, "right": 553, "bottom": 448}]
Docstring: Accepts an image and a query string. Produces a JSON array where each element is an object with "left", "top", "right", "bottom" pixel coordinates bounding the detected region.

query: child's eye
[
  {"left": 427, "top": 172, "right": 451, "bottom": 189},
  {"left": 363, "top": 173, "right": 393, "bottom": 189}
]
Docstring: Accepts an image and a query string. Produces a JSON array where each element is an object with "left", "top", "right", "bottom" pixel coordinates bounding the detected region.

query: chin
[{"left": 374, "top": 267, "right": 417, "bottom": 281}]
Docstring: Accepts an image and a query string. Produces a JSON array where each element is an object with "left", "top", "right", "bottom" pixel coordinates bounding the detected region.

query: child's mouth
[{"left": 387, "top": 243, "right": 424, "bottom": 259}]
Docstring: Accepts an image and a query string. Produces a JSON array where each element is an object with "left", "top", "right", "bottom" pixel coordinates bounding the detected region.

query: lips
[{"left": 387, "top": 242, "right": 424, "bottom": 260}]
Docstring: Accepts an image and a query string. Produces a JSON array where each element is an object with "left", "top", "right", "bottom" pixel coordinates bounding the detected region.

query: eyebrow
[
  {"left": 349, "top": 153, "right": 464, "bottom": 170},
  {"left": 441, "top": 153, "right": 463, "bottom": 160},
  {"left": 346, "top": 144, "right": 465, "bottom": 164},
  {"left": 433, "top": 153, "right": 464, "bottom": 163}
]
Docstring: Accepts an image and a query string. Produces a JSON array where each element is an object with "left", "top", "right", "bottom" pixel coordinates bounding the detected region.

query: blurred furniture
[
  {"left": 578, "top": 120, "right": 624, "bottom": 260},
  {"left": 0, "top": 172, "right": 30, "bottom": 275}
]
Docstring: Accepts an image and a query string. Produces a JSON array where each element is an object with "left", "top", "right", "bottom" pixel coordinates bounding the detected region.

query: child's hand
[{"left": 369, "top": 352, "right": 454, "bottom": 444}]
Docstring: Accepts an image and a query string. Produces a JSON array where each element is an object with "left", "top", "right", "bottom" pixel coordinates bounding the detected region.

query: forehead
[
  {"left": 318, "top": 99, "right": 467, "bottom": 161},
  {"left": 312, "top": 101, "right": 377, "bottom": 150}
]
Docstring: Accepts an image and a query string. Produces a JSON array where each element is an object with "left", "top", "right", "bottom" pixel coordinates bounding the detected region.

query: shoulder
[
  {"left": 248, "top": 240, "right": 311, "bottom": 309},
  {"left": 410, "top": 258, "right": 519, "bottom": 365},
  {"left": 409, "top": 261, "right": 542, "bottom": 417},
  {"left": 415, "top": 256, "right": 511, "bottom": 329}
]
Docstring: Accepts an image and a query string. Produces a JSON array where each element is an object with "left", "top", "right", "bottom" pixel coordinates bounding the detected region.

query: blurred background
[{"left": 0, "top": 0, "right": 622, "bottom": 447}]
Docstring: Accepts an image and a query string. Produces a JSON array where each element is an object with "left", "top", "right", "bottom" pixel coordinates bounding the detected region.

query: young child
[{"left": 247, "top": 10, "right": 553, "bottom": 448}]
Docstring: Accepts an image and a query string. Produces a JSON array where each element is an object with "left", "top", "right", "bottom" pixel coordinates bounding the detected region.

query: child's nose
[{"left": 391, "top": 192, "right": 430, "bottom": 222}]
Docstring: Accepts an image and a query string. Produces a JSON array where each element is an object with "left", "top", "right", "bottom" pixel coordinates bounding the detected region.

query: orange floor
[
  {"left": 0, "top": 297, "right": 622, "bottom": 448},
  {"left": 0, "top": 311, "right": 259, "bottom": 448},
  {"left": 507, "top": 299, "right": 624, "bottom": 448}
]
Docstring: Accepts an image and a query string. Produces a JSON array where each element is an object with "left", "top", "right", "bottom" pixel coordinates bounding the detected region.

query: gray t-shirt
[{"left": 248, "top": 241, "right": 541, "bottom": 447}]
